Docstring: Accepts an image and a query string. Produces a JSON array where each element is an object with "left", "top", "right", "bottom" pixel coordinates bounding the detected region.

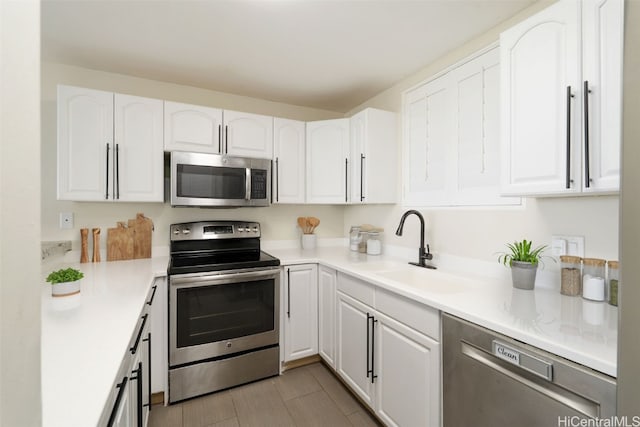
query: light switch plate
[
  {"left": 551, "top": 235, "right": 584, "bottom": 258},
  {"left": 59, "top": 212, "right": 74, "bottom": 229}
]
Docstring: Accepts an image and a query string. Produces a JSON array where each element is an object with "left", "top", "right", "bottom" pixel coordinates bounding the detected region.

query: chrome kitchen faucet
[{"left": 395, "top": 210, "right": 436, "bottom": 269}]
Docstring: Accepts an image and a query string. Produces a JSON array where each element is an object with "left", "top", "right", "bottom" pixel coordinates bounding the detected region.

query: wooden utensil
[
  {"left": 107, "top": 222, "right": 134, "bottom": 261},
  {"left": 297, "top": 217, "right": 307, "bottom": 234},
  {"left": 306, "top": 217, "right": 313, "bottom": 234},
  {"left": 128, "top": 213, "right": 153, "bottom": 259},
  {"left": 92, "top": 228, "right": 101, "bottom": 262},
  {"left": 309, "top": 217, "right": 320, "bottom": 234},
  {"left": 80, "top": 228, "right": 89, "bottom": 263}
]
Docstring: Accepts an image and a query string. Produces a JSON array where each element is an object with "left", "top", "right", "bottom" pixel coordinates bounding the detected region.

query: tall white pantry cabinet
[{"left": 500, "top": 0, "right": 623, "bottom": 196}]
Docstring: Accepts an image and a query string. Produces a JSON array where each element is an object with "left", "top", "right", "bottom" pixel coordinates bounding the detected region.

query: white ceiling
[{"left": 42, "top": 0, "right": 534, "bottom": 113}]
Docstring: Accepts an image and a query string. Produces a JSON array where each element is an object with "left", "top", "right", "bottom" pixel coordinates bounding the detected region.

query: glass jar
[
  {"left": 366, "top": 232, "right": 382, "bottom": 255},
  {"left": 358, "top": 231, "right": 369, "bottom": 253},
  {"left": 608, "top": 261, "right": 619, "bottom": 306},
  {"left": 560, "top": 255, "right": 582, "bottom": 296},
  {"left": 582, "top": 258, "right": 606, "bottom": 301},
  {"left": 349, "top": 226, "right": 361, "bottom": 252}
]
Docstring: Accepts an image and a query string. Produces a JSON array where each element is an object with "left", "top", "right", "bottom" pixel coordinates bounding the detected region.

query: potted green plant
[
  {"left": 498, "top": 240, "right": 549, "bottom": 290},
  {"left": 46, "top": 267, "right": 84, "bottom": 297}
]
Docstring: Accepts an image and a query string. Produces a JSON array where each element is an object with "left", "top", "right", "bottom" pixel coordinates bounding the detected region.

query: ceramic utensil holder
[{"left": 301, "top": 234, "right": 317, "bottom": 250}]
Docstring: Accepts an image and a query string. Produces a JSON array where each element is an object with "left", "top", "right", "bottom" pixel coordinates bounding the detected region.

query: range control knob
[
  {"left": 252, "top": 226, "right": 259, "bottom": 233},
  {"left": 182, "top": 228, "right": 190, "bottom": 235},
  {"left": 237, "top": 227, "right": 244, "bottom": 232},
  {"left": 173, "top": 228, "right": 180, "bottom": 235}
]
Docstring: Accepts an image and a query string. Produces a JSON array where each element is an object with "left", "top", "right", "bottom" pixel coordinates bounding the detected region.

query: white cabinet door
[
  {"left": 500, "top": 0, "right": 581, "bottom": 196},
  {"left": 223, "top": 110, "right": 273, "bottom": 158},
  {"left": 403, "top": 77, "right": 452, "bottom": 206},
  {"left": 164, "top": 101, "right": 223, "bottom": 154},
  {"left": 350, "top": 108, "right": 397, "bottom": 204},
  {"left": 283, "top": 264, "right": 318, "bottom": 362},
  {"left": 114, "top": 94, "right": 164, "bottom": 202},
  {"left": 273, "top": 118, "right": 305, "bottom": 203},
  {"left": 374, "top": 311, "right": 440, "bottom": 427},
  {"left": 318, "top": 266, "right": 337, "bottom": 368},
  {"left": 336, "top": 291, "right": 375, "bottom": 407},
  {"left": 306, "top": 119, "right": 350, "bottom": 204},
  {"left": 582, "top": 0, "right": 623, "bottom": 193},
  {"left": 112, "top": 378, "right": 132, "bottom": 427},
  {"left": 57, "top": 85, "right": 113, "bottom": 201}
]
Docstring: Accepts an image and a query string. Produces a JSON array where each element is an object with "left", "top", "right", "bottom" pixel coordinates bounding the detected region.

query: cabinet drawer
[
  {"left": 376, "top": 288, "right": 440, "bottom": 341},
  {"left": 337, "top": 272, "right": 374, "bottom": 307}
]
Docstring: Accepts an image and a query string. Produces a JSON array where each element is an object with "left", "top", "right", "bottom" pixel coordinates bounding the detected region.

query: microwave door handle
[{"left": 245, "top": 168, "right": 251, "bottom": 201}]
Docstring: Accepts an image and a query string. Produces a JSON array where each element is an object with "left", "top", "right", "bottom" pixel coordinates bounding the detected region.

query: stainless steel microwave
[{"left": 170, "top": 152, "right": 271, "bottom": 207}]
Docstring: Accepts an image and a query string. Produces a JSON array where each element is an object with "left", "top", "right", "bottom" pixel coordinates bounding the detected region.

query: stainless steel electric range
[{"left": 167, "top": 221, "right": 280, "bottom": 403}]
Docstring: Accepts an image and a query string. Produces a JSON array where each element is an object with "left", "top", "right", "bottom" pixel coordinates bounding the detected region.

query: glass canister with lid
[
  {"left": 608, "top": 261, "right": 619, "bottom": 306},
  {"left": 582, "top": 258, "right": 606, "bottom": 301},
  {"left": 349, "top": 226, "right": 361, "bottom": 251},
  {"left": 366, "top": 231, "right": 382, "bottom": 255},
  {"left": 560, "top": 256, "right": 582, "bottom": 296}
]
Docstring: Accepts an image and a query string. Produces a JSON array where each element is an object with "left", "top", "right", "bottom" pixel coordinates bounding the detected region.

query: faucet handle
[{"left": 424, "top": 244, "right": 433, "bottom": 260}]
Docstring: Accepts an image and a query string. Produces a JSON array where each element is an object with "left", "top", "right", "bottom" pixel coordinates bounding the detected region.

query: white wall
[
  {"left": 344, "top": 0, "right": 619, "bottom": 265},
  {"left": 41, "top": 63, "right": 345, "bottom": 251},
  {"left": 0, "top": 0, "right": 42, "bottom": 425}
]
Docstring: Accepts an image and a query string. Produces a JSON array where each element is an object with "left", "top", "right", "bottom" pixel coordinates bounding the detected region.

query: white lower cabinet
[
  {"left": 336, "top": 291, "right": 376, "bottom": 408},
  {"left": 335, "top": 272, "right": 441, "bottom": 427},
  {"left": 149, "top": 277, "right": 166, "bottom": 396},
  {"left": 283, "top": 264, "right": 318, "bottom": 362},
  {"left": 318, "top": 266, "right": 337, "bottom": 368},
  {"left": 101, "top": 284, "right": 154, "bottom": 427},
  {"left": 375, "top": 311, "right": 440, "bottom": 427}
]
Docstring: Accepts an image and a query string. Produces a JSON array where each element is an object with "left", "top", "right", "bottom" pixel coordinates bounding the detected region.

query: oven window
[
  {"left": 176, "top": 278, "right": 275, "bottom": 348},
  {"left": 176, "top": 164, "right": 246, "bottom": 199}
]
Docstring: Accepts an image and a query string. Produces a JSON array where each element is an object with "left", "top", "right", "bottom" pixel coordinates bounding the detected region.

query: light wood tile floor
[{"left": 149, "top": 362, "right": 382, "bottom": 427}]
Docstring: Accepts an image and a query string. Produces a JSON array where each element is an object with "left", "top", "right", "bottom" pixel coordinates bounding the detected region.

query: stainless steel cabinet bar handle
[
  {"left": 115, "top": 143, "right": 120, "bottom": 199},
  {"left": 566, "top": 86, "right": 574, "bottom": 189},
  {"left": 105, "top": 143, "right": 110, "bottom": 199},
  {"left": 584, "top": 81, "right": 591, "bottom": 188},
  {"left": 360, "top": 153, "right": 365, "bottom": 202},
  {"left": 287, "top": 268, "right": 291, "bottom": 318},
  {"left": 275, "top": 157, "right": 279, "bottom": 203},
  {"left": 345, "top": 158, "right": 348, "bottom": 203}
]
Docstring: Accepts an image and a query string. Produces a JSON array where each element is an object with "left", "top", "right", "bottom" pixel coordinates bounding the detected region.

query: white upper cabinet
[
  {"left": 58, "top": 85, "right": 164, "bottom": 202},
  {"left": 500, "top": 0, "right": 622, "bottom": 196},
  {"left": 582, "top": 0, "right": 623, "bottom": 193},
  {"left": 403, "top": 76, "right": 451, "bottom": 206},
  {"left": 306, "top": 119, "right": 350, "bottom": 204},
  {"left": 403, "top": 47, "right": 518, "bottom": 207},
  {"left": 164, "top": 101, "right": 223, "bottom": 154},
  {"left": 273, "top": 118, "right": 305, "bottom": 203},
  {"left": 115, "top": 94, "right": 164, "bottom": 202},
  {"left": 350, "top": 108, "right": 397, "bottom": 204},
  {"left": 223, "top": 110, "right": 273, "bottom": 159},
  {"left": 58, "top": 85, "right": 113, "bottom": 201}
]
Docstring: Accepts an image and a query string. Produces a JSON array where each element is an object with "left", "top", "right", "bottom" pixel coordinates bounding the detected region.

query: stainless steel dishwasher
[{"left": 442, "top": 314, "right": 616, "bottom": 426}]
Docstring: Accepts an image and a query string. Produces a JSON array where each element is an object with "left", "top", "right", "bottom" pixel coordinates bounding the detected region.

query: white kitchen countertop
[
  {"left": 266, "top": 246, "right": 618, "bottom": 378},
  {"left": 41, "top": 256, "right": 168, "bottom": 427},
  {"left": 41, "top": 245, "right": 617, "bottom": 426}
]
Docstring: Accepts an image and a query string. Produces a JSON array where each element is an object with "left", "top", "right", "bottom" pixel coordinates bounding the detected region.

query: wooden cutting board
[
  {"left": 128, "top": 213, "right": 153, "bottom": 259},
  {"left": 107, "top": 222, "right": 134, "bottom": 261}
]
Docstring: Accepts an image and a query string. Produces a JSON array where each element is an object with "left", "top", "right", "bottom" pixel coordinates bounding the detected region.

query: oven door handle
[
  {"left": 245, "top": 168, "right": 251, "bottom": 201},
  {"left": 170, "top": 268, "right": 279, "bottom": 287}
]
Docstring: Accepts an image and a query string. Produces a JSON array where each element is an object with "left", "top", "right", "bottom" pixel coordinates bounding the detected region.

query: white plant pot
[{"left": 51, "top": 279, "right": 81, "bottom": 297}]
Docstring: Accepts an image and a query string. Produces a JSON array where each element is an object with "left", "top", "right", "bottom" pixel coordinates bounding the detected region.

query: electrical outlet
[
  {"left": 551, "top": 235, "right": 584, "bottom": 257},
  {"left": 59, "top": 212, "right": 74, "bottom": 229}
]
